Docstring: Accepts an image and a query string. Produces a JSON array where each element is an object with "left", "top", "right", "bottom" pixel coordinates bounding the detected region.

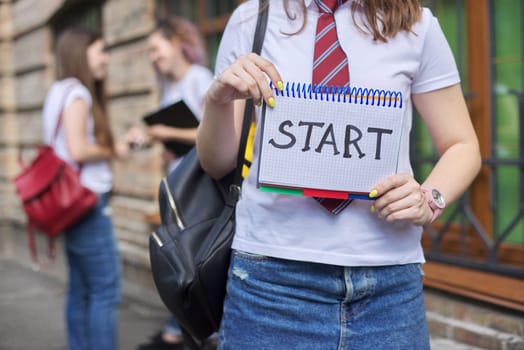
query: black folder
[{"left": 142, "top": 100, "right": 199, "bottom": 156}]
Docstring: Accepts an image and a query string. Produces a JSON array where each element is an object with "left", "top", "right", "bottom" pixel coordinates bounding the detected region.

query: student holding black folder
[
  {"left": 141, "top": 16, "right": 213, "bottom": 174},
  {"left": 137, "top": 17, "right": 215, "bottom": 350}
]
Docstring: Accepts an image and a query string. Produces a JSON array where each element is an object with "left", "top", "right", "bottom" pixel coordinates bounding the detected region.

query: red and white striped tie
[{"left": 313, "top": 0, "right": 352, "bottom": 214}]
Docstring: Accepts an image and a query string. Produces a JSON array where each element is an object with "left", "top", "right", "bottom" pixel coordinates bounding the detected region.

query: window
[
  {"left": 415, "top": 0, "right": 524, "bottom": 247},
  {"left": 415, "top": 0, "right": 524, "bottom": 310},
  {"left": 491, "top": 0, "right": 523, "bottom": 244},
  {"left": 50, "top": 0, "right": 103, "bottom": 36}
]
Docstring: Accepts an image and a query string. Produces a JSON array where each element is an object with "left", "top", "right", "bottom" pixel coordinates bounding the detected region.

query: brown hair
[
  {"left": 55, "top": 28, "right": 114, "bottom": 150},
  {"left": 154, "top": 17, "right": 208, "bottom": 66},
  {"left": 283, "top": 0, "right": 422, "bottom": 42}
]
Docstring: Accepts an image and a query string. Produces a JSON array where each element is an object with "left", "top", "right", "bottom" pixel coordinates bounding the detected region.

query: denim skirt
[{"left": 218, "top": 250, "right": 429, "bottom": 350}]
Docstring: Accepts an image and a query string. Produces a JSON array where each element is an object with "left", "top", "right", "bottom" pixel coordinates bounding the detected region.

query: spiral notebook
[{"left": 257, "top": 82, "right": 404, "bottom": 199}]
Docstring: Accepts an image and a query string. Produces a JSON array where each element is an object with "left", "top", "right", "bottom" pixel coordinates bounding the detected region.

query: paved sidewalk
[
  {"left": 0, "top": 256, "right": 492, "bottom": 350},
  {"left": 0, "top": 258, "right": 169, "bottom": 350}
]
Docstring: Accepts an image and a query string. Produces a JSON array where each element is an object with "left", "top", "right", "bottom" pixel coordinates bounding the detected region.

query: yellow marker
[
  {"left": 369, "top": 189, "right": 378, "bottom": 198},
  {"left": 268, "top": 97, "right": 275, "bottom": 108},
  {"left": 277, "top": 81, "right": 284, "bottom": 91}
]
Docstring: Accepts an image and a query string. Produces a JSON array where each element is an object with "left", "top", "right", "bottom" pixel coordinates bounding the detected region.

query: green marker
[{"left": 260, "top": 186, "right": 303, "bottom": 196}]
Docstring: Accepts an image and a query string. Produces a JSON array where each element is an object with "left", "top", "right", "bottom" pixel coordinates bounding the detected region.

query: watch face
[{"left": 431, "top": 189, "right": 445, "bottom": 208}]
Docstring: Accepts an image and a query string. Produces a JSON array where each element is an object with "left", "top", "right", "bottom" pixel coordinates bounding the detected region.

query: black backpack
[{"left": 148, "top": 1, "right": 269, "bottom": 348}]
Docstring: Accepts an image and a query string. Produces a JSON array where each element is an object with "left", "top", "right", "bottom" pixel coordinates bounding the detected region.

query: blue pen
[{"left": 348, "top": 193, "right": 375, "bottom": 200}]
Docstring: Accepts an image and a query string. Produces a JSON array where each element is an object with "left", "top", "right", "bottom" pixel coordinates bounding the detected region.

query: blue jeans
[
  {"left": 64, "top": 193, "right": 121, "bottom": 350},
  {"left": 218, "top": 250, "right": 429, "bottom": 350}
]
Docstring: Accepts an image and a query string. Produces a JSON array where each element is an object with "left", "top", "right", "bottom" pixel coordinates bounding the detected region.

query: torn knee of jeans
[{"left": 232, "top": 267, "right": 249, "bottom": 280}]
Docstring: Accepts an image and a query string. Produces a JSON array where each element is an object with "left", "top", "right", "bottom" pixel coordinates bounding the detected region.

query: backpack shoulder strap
[{"left": 232, "top": 0, "right": 270, "bottom": 188}]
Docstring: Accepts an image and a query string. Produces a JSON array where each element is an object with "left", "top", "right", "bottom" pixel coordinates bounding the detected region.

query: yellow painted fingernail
[
  {"left": 369, "top": 189, "right": 378, "bottom": 198},
  {"left": 256, "top": 100, "right": 262, "bottom": 107},
  {"left": 370, "top": 205, "right": 376, "bottom": 213},
  {"left": 268, "top": 97, "right": 275, "bottom": 108},
  {"left": 277, "top": 81, "right": 284, "bottom": 91}
]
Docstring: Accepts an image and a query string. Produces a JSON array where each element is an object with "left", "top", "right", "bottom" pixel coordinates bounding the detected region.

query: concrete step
[
  {"left": 425, "top": 288, "right": 524, "bottom": 349},
  {"left": 427, "top": 311, "right": 524, "bottom": 349},
  {"left": 430, "top": 337, "right": 485, "bottom": 350}
]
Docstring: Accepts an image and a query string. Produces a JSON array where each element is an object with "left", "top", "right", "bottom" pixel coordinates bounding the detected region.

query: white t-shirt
[
  {"left": 215, "top": 0, "right": 460, "bottom": 267},
  {"left": 160, "top": 64, "right": 213, "bottom": 120},
  {"left": 42, "top": 78, "right": 113, "bottom": 194},
  {"left": 160, "top": 64, "right": 213, "bottom": 171}
]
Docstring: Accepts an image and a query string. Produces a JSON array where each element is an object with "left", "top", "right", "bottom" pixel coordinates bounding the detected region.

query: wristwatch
[{"left": 420, "top": 187, "right": 446, "bottom": 223}]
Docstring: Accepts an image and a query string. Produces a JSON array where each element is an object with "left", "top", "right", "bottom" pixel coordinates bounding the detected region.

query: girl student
[
  {"left": 197, "top": 0, "right": 481, "bottom": 349},
  {"left": 43, "top": 27, "right": 132, "bottom": 350}
]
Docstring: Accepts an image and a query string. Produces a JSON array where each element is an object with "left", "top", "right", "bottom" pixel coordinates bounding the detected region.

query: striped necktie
[{"left": 313, "top": 0, "right": 352, "bottom": 215}]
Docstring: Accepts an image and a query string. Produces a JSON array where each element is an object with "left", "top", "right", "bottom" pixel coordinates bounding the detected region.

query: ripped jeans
[{"left": 218, "top": 250, "right": 429, "bottom": 350}]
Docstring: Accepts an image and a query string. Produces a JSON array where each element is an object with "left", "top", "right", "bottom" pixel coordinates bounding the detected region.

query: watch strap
[{"left": 421, "top": 187, "right": 443, "bottom": 223}]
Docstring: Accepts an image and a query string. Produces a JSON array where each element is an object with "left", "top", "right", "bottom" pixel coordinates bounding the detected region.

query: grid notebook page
[{"left": 257, "top": 83, "right": 404, "bottom": 195}]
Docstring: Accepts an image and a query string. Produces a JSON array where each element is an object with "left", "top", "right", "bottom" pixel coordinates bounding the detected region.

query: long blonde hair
[
  {"left": 55, "top": 28, "right": 114, "bottom": 150},
  {"left": 283, "top": 0, "right": 422, "bottom": 42}
]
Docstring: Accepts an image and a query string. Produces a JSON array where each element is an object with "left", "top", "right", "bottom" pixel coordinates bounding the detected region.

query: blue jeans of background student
[
  {"left": 64, "top": 192, "right": 121, "bottom": 350},
  {"left": 218, "top": 250, "right": 429, "bottom": 350},
  {"left": 164, "top": 317, "right": 182, "bottom": 337}
]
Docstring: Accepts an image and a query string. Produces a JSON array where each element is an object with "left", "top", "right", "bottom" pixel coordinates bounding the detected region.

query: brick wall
[{"left": 0, "top": 0, "right": 16, "bottom": 224}]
